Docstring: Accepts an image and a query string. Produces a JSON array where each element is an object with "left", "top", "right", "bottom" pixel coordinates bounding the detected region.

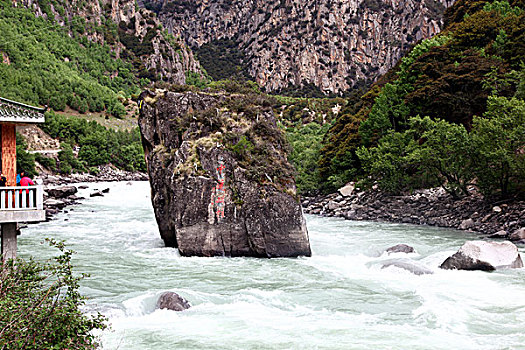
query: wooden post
[
  {"left": 1, "top": 223, "right": 17, "bottom": 261},
  {"left": 1, "top": 124, "right": 17, "bottom": 186}
]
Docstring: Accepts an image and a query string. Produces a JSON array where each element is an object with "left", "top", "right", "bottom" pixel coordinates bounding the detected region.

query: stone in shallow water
[
  {"left": 488, "top": 230, "right": 507, "bottom": 239},
  {"left": 385, "top": 244, "right": 415, "bottom": 254},
  {"left": 440, "top": 241, "right": 523, "bottom": 271},
  {"left": 509, "top": 228, "right": 525, "bottom": 242},
  {"left": 459, "top": 218, "right": 475, "bottom": 230},
  {"left": 156, "top": 292, "right": 191, "bottom": 311},
  {"left": 47, "top": 185, "right": 77, "bottom": 199}
]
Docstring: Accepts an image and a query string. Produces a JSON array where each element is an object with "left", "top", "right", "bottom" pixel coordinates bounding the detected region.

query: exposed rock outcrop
[
  {"left": 156, "top": 291, "right": 191, "bottom": 311},
  {"left": 440, "top": 241, "right": 524, "bottom": 271},
  {"left": 151, "top": 0, "right": 455, "bottom": 94},
  {"left": 13, "top": 0, "right": 202, "bottom": 85},
  {"left": 138, "top": 90, "right": 311, "bottom": 257}
]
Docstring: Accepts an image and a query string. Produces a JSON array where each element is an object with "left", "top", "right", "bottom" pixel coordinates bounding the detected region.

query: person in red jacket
[
  {"left": 18, "top": 171, "right": 35, "bottom": 207},
  {"left": 19, "top": 173, "right": 35, "bottom": 187}
]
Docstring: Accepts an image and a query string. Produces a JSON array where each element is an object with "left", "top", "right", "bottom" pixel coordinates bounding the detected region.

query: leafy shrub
[
  {"left": 470, "top": 96, "right": 525, "bottom": 196},
  {"left": 0, "top": 239, "right": 107, "bottom": 349},
  {"left": 58, "top": 143, "right": 85, "bottom": 174},
  {"left": 228, "top": 135, "right": 255, "bottom": 158},
  {"left": 34, "top": 153, "right": 57, "bottom": 170},
  {"left": 185, "top": 71, "right": 211, "bottom": 89}
]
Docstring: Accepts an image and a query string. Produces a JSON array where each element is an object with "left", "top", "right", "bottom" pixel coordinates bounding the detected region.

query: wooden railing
[{"left": 0, "top": 185, "right": 44, "bottom": 211}]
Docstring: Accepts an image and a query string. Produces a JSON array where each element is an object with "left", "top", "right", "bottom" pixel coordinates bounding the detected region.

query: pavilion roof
[{"left": 0, "top": 97, "right": 46, "bottom": 124}]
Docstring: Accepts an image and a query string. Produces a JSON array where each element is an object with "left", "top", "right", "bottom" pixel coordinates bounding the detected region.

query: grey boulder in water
[
  {"left": 157, "top": 292, "right": 191, "bottom": 311},
  {"left": 385, "top": 244, "right": 415, "bottom": 254},
  {"left": 440, "top": 241, "right": 524, "bottom": 271},
  {"left": 47, "top": 186, "right": 78, "bottom": 199}
]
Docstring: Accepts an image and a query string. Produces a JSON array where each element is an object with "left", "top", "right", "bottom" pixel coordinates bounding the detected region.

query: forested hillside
[
  {"left": 0, "top": 0, "right": 202, "bottom": 176},
  {"left": 0, "top": 2, "right": 133, "bottom": 116},
  {"left": 318, "top": 0, "right": 525, "bottom": 198},
  {"left": 148, "top": 0, "right": 454, "bottom": 95},
  {"left": 0, "top": 0, "right": 201, "bottom": 116}
]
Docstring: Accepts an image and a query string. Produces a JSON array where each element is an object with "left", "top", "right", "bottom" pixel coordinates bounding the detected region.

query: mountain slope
[
  {"left": 0, "top": 0, "right": 201, "bottom": 114},
  {"left": 147, "top": 0, "right": 455, "bottom": 94},
  {"left": 318, "top": 0, "right": 525, "bottom": 194}
]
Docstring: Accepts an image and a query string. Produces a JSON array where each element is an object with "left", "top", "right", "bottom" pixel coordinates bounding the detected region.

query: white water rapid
[{"left": 19, "top": 181, "right": 525, "bottom": 349}]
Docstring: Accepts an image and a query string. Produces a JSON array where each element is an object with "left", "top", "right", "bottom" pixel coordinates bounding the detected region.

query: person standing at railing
[
  {"left": 16, "top": 171, "right": 23, "bottom": 186},
  {"left": 19, "top": 172, "right": 35, "bottom": 207}
]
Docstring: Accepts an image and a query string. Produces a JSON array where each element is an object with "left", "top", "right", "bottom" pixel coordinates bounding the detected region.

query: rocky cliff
[
  {"left": 13, "top": 0, "right": 201, "bottom": 85},
  {"left": 148, "top": 0, "right": 455, "bottom": 94},
  {"left": 138, "top": 89, "right": 311, "bottom": 257}
]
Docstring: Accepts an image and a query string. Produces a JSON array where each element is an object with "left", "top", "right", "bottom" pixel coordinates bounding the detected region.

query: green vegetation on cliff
[
  {"left": 42, "top": 112, "right": 146, "bottom": 174},
  {"left": 319, "top": 0, "right": 525, "bottom": 198},
  {"left": 0, "top": 1, "right": 137, "bottom": 116}
]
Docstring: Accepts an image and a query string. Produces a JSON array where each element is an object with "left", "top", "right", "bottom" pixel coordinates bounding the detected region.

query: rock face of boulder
[
  {"left": 156, "top": 292, "right": 191, "bottom": 312},
  {"left": 440, "top": 241, "right": 524, "bottom": 271},
  {"left": 138, "top": 90, "right": 311, "bottom": 257}
]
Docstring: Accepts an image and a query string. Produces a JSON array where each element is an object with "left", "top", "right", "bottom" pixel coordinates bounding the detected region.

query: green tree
[
  {"left": 408, "top": 116, "right": 473, "bottom": 198},
  {"left": 358, "top": 116, "right": 474, "bottom": 196},
  {"left": 286, "top": 122, "right": 330, "bottom": 194},
  {"left": 358, "top": 83, "right": 409, "bottom": 145},
  {"left": 471, "top": 96, "right": 525, "bottom": 196},
  {"left": 356, "top": 132, "right": 416, "bottom": 193},
  {"left": 58, "top": 143, "right": 84, "bottom": 174}
]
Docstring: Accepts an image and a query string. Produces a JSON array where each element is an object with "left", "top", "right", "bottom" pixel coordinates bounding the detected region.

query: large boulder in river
[
  {"left": 138, "top": 90, "right": 311, "bottom": 257},
  {"left": 156, "top": 292, "right": 191, "bottom": 311},
  {"left": 440, "top": 241, "right": 524, "bottom": 271}
]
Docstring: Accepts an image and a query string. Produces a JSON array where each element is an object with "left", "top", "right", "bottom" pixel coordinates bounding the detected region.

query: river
[{"left": 19, "top": 181, "right": 525, "bottom": 349}]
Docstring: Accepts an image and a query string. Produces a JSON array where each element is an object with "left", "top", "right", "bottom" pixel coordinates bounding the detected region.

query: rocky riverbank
[
  {"left": 303, "top": 184, "right": 525, "bottom": 243},
  {"left": 40, "top": 165, "right": 147, "bottom": 186}
]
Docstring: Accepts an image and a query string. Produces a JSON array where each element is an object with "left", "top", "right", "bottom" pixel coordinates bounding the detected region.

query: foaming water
[{"left": 19, "top": 182, "right": 525, "bottom": 349}]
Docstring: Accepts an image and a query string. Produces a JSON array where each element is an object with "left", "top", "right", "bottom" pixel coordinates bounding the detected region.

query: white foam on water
[{"left": 18, "top": 182, "right": 525, "bottom": 350}]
